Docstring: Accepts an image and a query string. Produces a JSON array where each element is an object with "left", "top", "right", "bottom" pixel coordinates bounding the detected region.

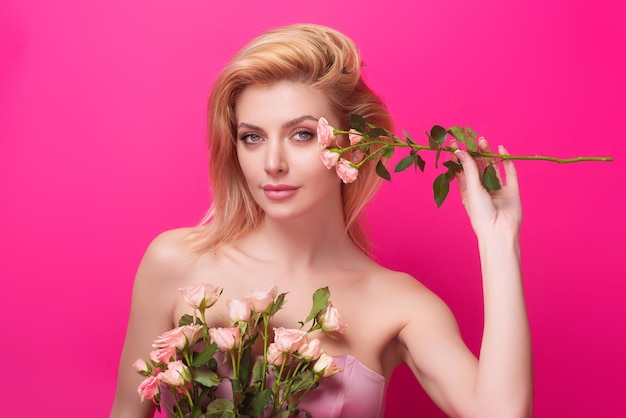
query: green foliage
[
  {"left": 433, "top": 173, "right": 450, "bottom": 208},
  {"left": 206, "top": 398, "right": 235, "bottom": 418},
  {"left": 349, "top": 114, "right": 366, "bottom": 133},
  {"left": 302, "top": 287, "right": 330, "bottom": 325},
  {"left": 376, "top": 160, "right": 392, "bottom": 181},
  {"left": 482, "top": 165, "right": 501, "bottom": 190}
]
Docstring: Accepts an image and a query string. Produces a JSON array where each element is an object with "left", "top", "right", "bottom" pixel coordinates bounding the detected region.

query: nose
[{"left": 264, "top": 139, "right": 288, "bottom": 176}]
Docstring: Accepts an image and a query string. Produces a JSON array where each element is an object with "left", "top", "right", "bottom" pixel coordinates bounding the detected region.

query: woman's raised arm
[{"left": 398, "top": 139, "right": 533, "bottom": 417}]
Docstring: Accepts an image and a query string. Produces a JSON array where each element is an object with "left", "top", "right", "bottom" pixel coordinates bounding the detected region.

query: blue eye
[
  {"left": 293, "top": 130, "right": 314, "bottom": 141},
  {"left": 240, "top": 133, "right": 263, "bottom": 144}
]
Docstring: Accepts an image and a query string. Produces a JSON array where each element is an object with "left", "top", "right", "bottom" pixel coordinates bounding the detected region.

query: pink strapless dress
[
  {"left": 296, "top": 354, "right": 386, "bottom": 417},
  {"left": 163, "top": 354, "right": 386, "bottom": 417}
]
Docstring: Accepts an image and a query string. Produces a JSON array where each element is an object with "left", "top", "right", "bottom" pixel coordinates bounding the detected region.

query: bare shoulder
[
  {"left": 366, "top": 264, "right": 455, "bottom": 328},
  {"left": 136, "top": 227, "right": 198, "bottom": 284}
]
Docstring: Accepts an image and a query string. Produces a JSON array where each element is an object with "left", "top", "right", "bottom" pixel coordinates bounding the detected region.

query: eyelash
[
  {"left": 238, "top": 130, "right": 316, "bottom": 144},
  {"left": 239, "top": 133, "right": 263, "bottom": 144},
  {"left": 293, "top": 129, "right": 315, "bottom": 142}
]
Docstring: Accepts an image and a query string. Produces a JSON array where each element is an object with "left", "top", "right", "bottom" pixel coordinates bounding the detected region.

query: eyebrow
[{"left": 236, "top": 115, "right": 318, "bottom": 131}]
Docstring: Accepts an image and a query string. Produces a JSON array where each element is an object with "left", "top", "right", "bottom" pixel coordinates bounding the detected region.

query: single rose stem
[{"left": 331, "top": 131, "right": 614, "bottom": 164}]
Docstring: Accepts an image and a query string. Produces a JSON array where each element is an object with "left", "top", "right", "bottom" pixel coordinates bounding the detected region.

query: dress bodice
[
  {"left": 297, "top": 354, "right": 386, "bottom": 417},
  {"left": 162, "top": 354, "right": 386, "bottom": 417}
]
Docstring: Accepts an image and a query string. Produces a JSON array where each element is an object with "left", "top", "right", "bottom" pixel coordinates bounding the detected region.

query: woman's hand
[{"left": 451, "top": 138, "right": 522, "bottom": 240}]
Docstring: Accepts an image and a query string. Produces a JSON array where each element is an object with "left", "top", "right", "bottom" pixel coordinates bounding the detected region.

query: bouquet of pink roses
[{"left": 133, "top": 285, "right": 346, "bottom": 417}]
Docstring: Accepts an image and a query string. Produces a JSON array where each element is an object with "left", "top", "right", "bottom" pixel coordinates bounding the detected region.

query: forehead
[{"left": 235, "top": 81, "right": 335, "bottom": 126}]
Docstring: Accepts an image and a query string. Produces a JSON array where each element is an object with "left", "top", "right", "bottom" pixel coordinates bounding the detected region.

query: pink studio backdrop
[{"left": 1, "top": 1, "right": 624, "bottom": 417}]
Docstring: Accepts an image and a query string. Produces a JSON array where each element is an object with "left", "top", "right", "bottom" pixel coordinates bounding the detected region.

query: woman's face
[{"left": 235, "top": 81, "right": 343, "bottom": 221}]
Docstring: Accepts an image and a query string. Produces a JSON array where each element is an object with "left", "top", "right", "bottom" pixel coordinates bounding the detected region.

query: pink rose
[
  {"left": 137, "top": 376, "right": 160, "bottom": 402},
  {"left": 157, "top": 360, "right": 191, "bottom": 387},
  {"left": 273, "top": 327, "right": 308, "bottom": 353},
  {"left": 132, "top": 358, "right": 152, "bottom": 375},
  {"left": 227, "top": 298, "right": 251, "bottom": 323},
  {"left": 148, "top": 346, "right": 177, "bottom": 365},
  {"left": 335, "top": 159, "right": 359, "bottom": 184},
  {"left": 317, "top": 117, "right": 336, "bottom": 149},
  {"left": 297, "top": 337, "right": 322, "bottom": 361},
  {"left": 320, "top": 149, "right": 340, "bottom": 169},
  {"left": 318, "top": 302, "right": 348, "bottom": 334},
  {"left": 179, "top": 283, "right": 222, "bottom": 310},
  {"left": 209, "top": 326, "right": 241, "bottom": 351},
  {"left": 348, "top": 129, "right": 363, "bottom": 145},
  {"left": 153, "top": 324, "right": 203, "bottom": 350},
  {"left": 247, "top": 286, "right": 278, "bottom": 313},
  {"left": 313, "top": 353, "right": 342, "bottom": 377},
  {"left": 267, "top": 342, "right": 285, "bottom": 366}
]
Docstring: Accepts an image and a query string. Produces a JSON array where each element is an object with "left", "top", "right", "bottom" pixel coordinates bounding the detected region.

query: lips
[{"left": 262, "top": 184, "right": 299, "bottom": 200}]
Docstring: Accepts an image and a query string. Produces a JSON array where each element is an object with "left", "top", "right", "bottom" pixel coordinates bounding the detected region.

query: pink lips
[{"left": 262, "top": 184, "right": 298, "bottom": 200}]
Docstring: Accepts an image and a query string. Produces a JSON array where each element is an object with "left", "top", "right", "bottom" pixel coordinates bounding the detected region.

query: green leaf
[
  {"left": 430, "top": 125, "right": 447, "bottom": 145},
  {"left": 376, "top": 160, "right": 392, "bottom": 181},
  {"left": 464, "top": 127, "right": 479, "bottom": 152},
  {"left": 239, "top": 347, "right": 252, "bottom": 385},
  {"left": 427, "top": 131, "right": 437, "bottom": 149},
  {"left": 466, "top": 126, "right": 477, "bottom": 139},
  {"left": 394, "top": 155, "right": 414, "bottom": 172},
  {"left": 433, "top": 173, "right": 450, "bottom": 208},
  {"left": 206, "top": 398, "right": 235, "bottom": 418},
  {"left": 404, "top": 129, "right": 416, "bottom": 146},
  {"left": 252, "top": 389, "right": 272, "bottom": 417},
  {"left": 349, "top": 114, "right": 366, "bottom": 133},
  {"left": 447, "top": 126, "right": 465, "bottom": 142},
  {"left": 434, "top": 148, "right": 442, "bottom": 168},
  {"left": 443, "top": 160, "right": 463, "bottom": 173},
  {"left": 381, "top": 146, "right": 395, "bottom": 158},
  {"left": 268, "top": 292, "right": 288, "bottom": 317},
  {"left": 482, "top": 165, "right": 501, "bottom": 190},
  {"left": 192, "top": 342, "right": 219, "bottom": 367},
  {"left": 303, "top": 287, "right": 330, "bottom": 325},
  {"left": 251, "top": 358, "right": 265, "bottom": 387},
  {"left": 414, "top": 154, "right": 426, "bottom": 172},
  {"left": 178, "top": 314, "right": 195, "bottom": 326},
  {"left": 288, "top": 370, "right": 316, "bottom": 394},
  {"left": 193, "top": 369, "right": 222, "bottom": 388},
  {"left": 368, "top": 127, "right": 387, "bottom": 138}
]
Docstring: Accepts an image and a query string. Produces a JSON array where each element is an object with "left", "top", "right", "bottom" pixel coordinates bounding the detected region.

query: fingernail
[{"left": 454, "top": 149, "right": 466, "bottom": 162}]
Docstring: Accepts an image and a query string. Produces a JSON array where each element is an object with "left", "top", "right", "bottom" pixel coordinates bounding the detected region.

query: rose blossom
[
  {"left": 320, "top": 149, "right": 340, "bottom": 169},
  {"left": 348, "top": 129, "right": 363, "bottom": 145},
  {"left": 313, "top": 353, "right": 342, "bottom": 377},
  {"left": 152, "top": 324, "right": 203, "bottom": 350},
  {"left": 209, "top": 326, "right": 241, "bottom": 351},
  {"left": 137, "top": 376, "right": 160, "bottom": 401},
  {"left": 178, "top": 283, "right": 222, "bottom": 310},
  {"left": 267, "top": 343, "right": 285, "bottom": 366},
  {"left": 227, "top": 298, "right": 252, "bottom": 323},
  {"left": 273, "top": 327, "right": 308, "bottom": 353},
  {"left": 297, "top": 337, "right": 322, "bottom": 361},
  {"left": 317, "top": 117, "right": 336, "bottom": 149},
  {"left": 132, "top": 358, "right": 152, "bottom": 375},
  {"left": 148, "top": 346, "right": 177, "bottom": 365},
  {"left": 157, "top": 360, "right": 191, "bottom": 386},
  {"left": 247, "top": 286, "right": 278, "bottom": 313},
  {"left": 318, "top": 302, "right": 348, "bottom": 334},
  {"left": 335, "top": 159, "right": 359, "bottom": 184}
]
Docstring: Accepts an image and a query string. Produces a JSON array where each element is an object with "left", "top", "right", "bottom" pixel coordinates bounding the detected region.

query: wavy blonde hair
[{"left": 193, "top": 24, "right": 393, "bottom": 254}]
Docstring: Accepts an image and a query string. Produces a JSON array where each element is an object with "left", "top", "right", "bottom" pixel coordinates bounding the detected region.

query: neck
[{"left": 237, "top": 207, "right": 363, "bottom": 273}]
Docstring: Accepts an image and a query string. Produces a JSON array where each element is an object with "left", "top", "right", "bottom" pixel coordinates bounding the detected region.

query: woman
[{"left": 111, "top": 24, "right": 533, "bottom": 417}]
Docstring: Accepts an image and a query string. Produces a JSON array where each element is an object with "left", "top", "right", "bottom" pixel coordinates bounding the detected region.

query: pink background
[{"left": 1, "top": 1, "right": 624, "bottom": 417}]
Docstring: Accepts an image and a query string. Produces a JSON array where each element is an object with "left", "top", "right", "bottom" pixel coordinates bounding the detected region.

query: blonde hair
[{"left": 193, "top": 24, "right": 393, "bottom": 253}]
